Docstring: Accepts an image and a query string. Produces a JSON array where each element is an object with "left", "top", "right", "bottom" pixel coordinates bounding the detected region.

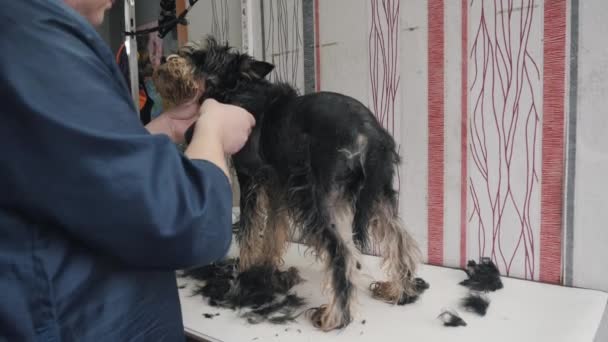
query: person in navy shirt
[{"left": 0, "top": 0, "right": 255, "bottom": 340}]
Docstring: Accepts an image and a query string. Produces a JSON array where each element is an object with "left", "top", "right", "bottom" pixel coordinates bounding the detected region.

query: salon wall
[
  {"left": 570, "top": 0, "right": 608, "bottom": 292},
  {"left": 135, "top": 0, "right": 160, "bottom": 24},
  {"left": 186, "top": 0, "right": 243, "bottom": 49},
  {"left": 186, "top": 0, "right": 608, "bottom": 293},
  {"left": 97, "top": 1, "right": 178, "bottom": 56}
]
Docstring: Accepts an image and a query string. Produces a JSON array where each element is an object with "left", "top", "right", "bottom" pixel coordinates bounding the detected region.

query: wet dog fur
[{"left": 155, "top": 36, "right": 425, "bottom": 331}]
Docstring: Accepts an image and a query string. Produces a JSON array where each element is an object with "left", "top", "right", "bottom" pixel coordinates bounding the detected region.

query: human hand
[{"left": 194, "top": 99, "right": 256, "bottom": 155}]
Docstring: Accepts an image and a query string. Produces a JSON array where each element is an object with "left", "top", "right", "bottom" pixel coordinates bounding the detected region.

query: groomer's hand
[
  {"left": 197, "top": 99, "right": 256, "bottom": 155},
  {"left": 185, "top": 99, "right": 255, "bottom": 178}
]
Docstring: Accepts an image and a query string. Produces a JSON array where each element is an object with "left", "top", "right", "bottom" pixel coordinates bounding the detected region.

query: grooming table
[{"left": 178, "top": 240, "right": 607, "bottom": 342}]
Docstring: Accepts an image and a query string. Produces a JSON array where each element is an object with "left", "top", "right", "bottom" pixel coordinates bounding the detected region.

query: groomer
[{"left": 0, "top": 1, "right": 254, "bottom": 341}]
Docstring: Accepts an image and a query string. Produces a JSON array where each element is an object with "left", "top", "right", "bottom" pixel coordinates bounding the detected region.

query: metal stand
[
  {"left": 241, "top": 0, "right": 254, "bottom": 55},
  {"left": 123, "top": 0, "right": 139, "bottom": 115}
]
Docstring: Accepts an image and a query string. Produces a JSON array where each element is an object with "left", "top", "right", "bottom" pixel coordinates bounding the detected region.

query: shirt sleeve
[{"left": 0, "top": 10, "right": 233, "bottom": 269}]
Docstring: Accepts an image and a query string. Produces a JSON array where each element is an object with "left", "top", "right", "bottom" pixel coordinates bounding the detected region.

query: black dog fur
[
  {"left": 180, "top": 37, "right": 423, "bottom": 331},
  {"left": 461, "top": 292, "right": 490, "bottom": 316},
  {"left": 438, "top": 310, "right": 467, "bottom": 327},
  {"left": 181, "top": 258, "right": 306, "bottom": 324},
  {"left": 460, "top": 257, "right": 503, "bottom": 292}
]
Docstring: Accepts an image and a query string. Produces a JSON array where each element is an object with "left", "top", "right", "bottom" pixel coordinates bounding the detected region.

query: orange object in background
[{"left": 176, "top": 0, "right": 188, "bottom": 46}]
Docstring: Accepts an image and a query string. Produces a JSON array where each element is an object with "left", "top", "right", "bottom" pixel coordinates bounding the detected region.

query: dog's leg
[
  {"left": 352, "top": 183, "right": 376, "bottom": 254},
  {"left": 237, "top": 180, "right": 288, "bottom": 271},
  {"left": 369, "top": 192, "right": 423, "bottom": 304},
  {"left": 305, "top": 193, "right": 359, "bottom": 331},
  {"left": 350, "top": 134, "right": 423, "bottom": 304}
]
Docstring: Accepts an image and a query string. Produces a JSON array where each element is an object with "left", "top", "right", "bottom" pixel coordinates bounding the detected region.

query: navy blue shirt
[{"left": 0, "top": 1, "right": 233, "bottom": 341}]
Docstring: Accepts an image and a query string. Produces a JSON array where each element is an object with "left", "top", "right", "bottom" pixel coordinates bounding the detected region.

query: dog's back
[{"left": 233, "top": 86, "right": 398, "bottom": 249}]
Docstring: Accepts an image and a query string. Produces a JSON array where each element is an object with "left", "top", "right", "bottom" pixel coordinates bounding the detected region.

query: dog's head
[{"left": 178, "top": 36, "right": 275, "bottom": 100}]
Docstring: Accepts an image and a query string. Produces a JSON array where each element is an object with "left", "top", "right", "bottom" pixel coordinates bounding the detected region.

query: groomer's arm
[
  {"left": 185, "top": 121, "right": 228, "bottom": 177},
  {"left": 146, "top": 98, "right": 254, "bottom": 178},
  {"left": 0, "top": 13, "right": 253, "bottom": 270}
]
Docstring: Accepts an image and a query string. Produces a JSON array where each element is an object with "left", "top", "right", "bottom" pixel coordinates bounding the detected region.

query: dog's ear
[
  {"left": 250, "top": 60, "right": 275, "bottom": 78},
  {"left": 240, "top": 57, "right": 274, "bottom": 79}
]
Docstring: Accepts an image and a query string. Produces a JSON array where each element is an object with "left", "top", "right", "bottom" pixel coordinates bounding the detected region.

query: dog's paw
[
  {"left": 306, "top": 305, "right": 348, "bottom": 331},
  {"left": 370, "top": 281, "right": 420, "bottom": 305},
  {"left": 413, "top": 277, "right": 430, "bottom": 293}
]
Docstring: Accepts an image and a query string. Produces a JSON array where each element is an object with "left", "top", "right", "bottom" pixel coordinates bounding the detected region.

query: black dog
[{"left": 181, "top": 37, "right": 423, "bottom": 331}]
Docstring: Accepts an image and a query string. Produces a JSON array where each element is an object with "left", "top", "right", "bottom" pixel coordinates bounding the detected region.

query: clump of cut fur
[
  {"left": 437, "top": 310, "right": 467, "bottom": 327},
  {"left": 180, "top": 258, "right": 306, "bottom": 324},
  {"left": 460, "top": 257, "right": 503, "bottom": 292},
  {"left": 461, "top": 292, "right": 490, "bottom": 316}
]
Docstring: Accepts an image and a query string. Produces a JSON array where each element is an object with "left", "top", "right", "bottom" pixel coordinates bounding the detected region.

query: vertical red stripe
[
  {"left": 460, "top": 0, "right": 468, "bottom": 269},
  {"left": 314, "top": 0, "right": 321, "bottom": 92},
  {"left": 540, "top": 0, "right": 566, "bottom": 284},
  {"left": 427, "top": 0, "right": 444, "bottom": 265}
]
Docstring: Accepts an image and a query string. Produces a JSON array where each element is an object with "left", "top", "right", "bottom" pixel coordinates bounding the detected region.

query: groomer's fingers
[{"left": 248, "top": 112, "right": 256, "bottom": 126}]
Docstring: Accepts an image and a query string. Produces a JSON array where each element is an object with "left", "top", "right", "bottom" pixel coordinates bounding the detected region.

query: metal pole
[
  {"left": 124, "top": 0, "right": 139, "bottom": 115},
  {"left": 241, "top": 0, "right": 254, "bottom": 55}
]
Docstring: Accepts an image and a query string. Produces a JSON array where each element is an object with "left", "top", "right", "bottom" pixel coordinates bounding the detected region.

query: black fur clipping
[
  {"left": 181, "top": 258, "right": 237, "bottom": 281},
  {"left": 396, "top": 294, "right": 419, "bottom": 305},
  {"left": 414, "top": 277, "right": 430, "bottom": 293},
  {"left": 393, "top": 277, "right": 430, "bottom": 305},
  {"left": 180, "top": 258, "right": 306, "bottom": 324},
  {"left": 460, "top": 257, "right": 503, "bottom": 292},
  {"left": 437, "top": 310, "right": 467, "bottom": 327},
  {"left": 461, "top": 292, "right": 490, "bottom": 316}
]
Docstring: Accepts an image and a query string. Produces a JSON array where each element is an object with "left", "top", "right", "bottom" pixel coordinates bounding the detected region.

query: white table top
[{"left": 178, "top": 241, "right": 607, "bottom": 342}]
